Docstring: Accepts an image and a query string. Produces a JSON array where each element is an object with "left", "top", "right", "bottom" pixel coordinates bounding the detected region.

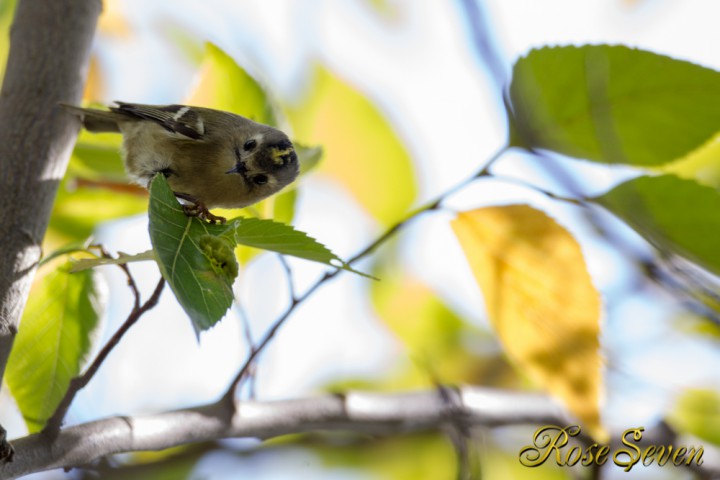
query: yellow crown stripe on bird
[
  {"left": 270, "top": 146, "right": 295, "bottom": 165},
  {"left": 61, "top": 101, "right": 300, "bottom": 224}
]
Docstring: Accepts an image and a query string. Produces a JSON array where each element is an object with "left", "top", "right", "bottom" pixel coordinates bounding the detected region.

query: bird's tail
[{"left": 59, "top": 103, "right": 123, "bottom": 133}]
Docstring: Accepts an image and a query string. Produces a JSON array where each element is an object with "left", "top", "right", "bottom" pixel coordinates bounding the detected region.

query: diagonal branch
[{"left": 42, "top": 277, "right": 165, "bottom": 436}]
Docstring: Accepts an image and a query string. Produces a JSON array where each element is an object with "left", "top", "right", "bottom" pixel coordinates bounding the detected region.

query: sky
[{"left": 4, "top": 1, "right": 720, "bottom": 479}]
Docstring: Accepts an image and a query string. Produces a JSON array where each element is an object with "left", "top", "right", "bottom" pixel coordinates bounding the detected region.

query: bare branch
[
  {"left": 4, "top": 386, "right": 717, "bottom": 479},
  {"left": 1, "top": 387, "right": 570, "bottom": 479},
  {"left": 0, "top": 0, "right": 100, "bottom": 391}
]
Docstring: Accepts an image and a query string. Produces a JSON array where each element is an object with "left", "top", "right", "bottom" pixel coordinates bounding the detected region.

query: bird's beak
[{"left": 226, "top": 162, "right": 248, "bottom": 175}]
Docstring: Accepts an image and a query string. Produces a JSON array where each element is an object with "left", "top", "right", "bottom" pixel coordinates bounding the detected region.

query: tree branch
[
  {"left": 0, "top": 387, "right": 570, "bottom": 479},
  {"left": 0, "top": 0, "right": 100, "bottom": 392},
  {"left": 3, "top": 386, "right": 717, "bottom": 479}
]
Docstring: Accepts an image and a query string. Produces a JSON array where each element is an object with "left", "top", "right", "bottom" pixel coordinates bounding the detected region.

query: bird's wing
[{"left": 112, "top": 102, "right": 205, "bottom": 140}]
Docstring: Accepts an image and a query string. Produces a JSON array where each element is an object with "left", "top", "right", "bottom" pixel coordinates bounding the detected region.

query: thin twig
[
  {"left": 222, "top": 145, "right": 510, "bottom": 402},
  {"left": 97, "top": 246, "right": 140, "bottom": 311},
  {"left": 276, "top": 254, "right": 296, "bottom": 302},
  {"left": 490, "top": 173, "right": 588, "bottom": 206},
  {"left": 43, "top": 276, "right": 165, "bottom": 436}
]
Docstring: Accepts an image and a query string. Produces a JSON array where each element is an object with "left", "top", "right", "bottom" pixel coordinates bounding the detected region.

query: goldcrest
[{"left": 62, "top": 102, "right": 299, "bottom": 223}]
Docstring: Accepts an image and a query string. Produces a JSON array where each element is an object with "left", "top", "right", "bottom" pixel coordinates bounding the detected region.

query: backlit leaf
[
  {"left": 595, "top": 175, "right": 720, "bottom": 275},
  {"left": 186, "top": 42, "right": 275, "bottom": 125},
  {"left": 509, "top": 45, "right": 720, "bottom": 165},
  {"left": 48, "top": 179, "right": 147, "bottom": 242},
  {"left": 6, "top": 264, "right": 103, "bottom": 432},
  {"left": 371, "top": 267, "right": 513, "bottom": 386},
  {"left": 148, "top": 176, "right": 359, "bottom": 333},
  {"left": 452, "top": 205, "right": 604, "bottom": 439},
  {"left": 661, "top": 131, "right": 720, "bottom": 188},
  {"left": 667, "top": 388, "right": 720, "bottom": 446},
  {"left": 287, "top": 66, "right": 417, "bottom": 225}
]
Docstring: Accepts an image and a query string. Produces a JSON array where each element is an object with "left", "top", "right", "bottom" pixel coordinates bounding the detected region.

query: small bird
[{"left": 62, "top": 101, "right": 299, "bottom": 223}]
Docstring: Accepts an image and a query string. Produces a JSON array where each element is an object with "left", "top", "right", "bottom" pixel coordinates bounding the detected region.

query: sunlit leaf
[
  {"left": 452, "top": 205, "right": 604, "bottom": 439},
  {"left": 661, "top": 131, "right": 720, "bottom": 188},
  {"left": 82, "top": 55, "right": 105, "bottom": 103},
  {"left": 371, "top": 267, "right": 513, "bottom": 386},
  {"left": 39, "top": 240, "right": 93, "bottom": 267},
  {"left": 667, "top": 388, "right": 720, "bottom": 446},
  {"left": 315, "top": 433, "right": 457, "bottom": 480},
  {"left": 48, "top": 180, "right": 147, "bottom": 242},
  {"left": 509, "top": 45, "right": 720, "bottom": 165},
  {"left": 67, "top": 130, "right": 127, "bottom": 183},
  {"left": 287, "top": 65, "right": 417, "bottom": 225},
  {"left": 97, "top": 0, "right": 132, "bottom": 37},
  {"left": 148, "top": 176, "right": 360, "bottom": 333},
  {"left": 6, "top": 264, "right": 103, "bottom": 432},
  {"left": 595, "top": 175, "right": 720, "bottom": 275},
  {"left": 186, "top": 42, "right": 275, "bottom": 125},
  {"left": 0, "top": 0, "right": 17, "bottom": 82}
]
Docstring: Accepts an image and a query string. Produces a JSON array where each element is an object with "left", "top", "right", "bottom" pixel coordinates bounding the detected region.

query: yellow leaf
[
  {"left": 287, "top": 66, "right": 417, "bottom": 225},
  {"left": 451, "top": 205, "right": 605, "bottom": 439},
  {"left": 82, "top": 55, "right": 105, "bottom": 105},
  {"left": 97, "top": 0, "right": 132, "bottom": 38}
]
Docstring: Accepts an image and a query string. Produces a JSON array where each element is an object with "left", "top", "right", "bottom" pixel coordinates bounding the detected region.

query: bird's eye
[
  {"left": 280, "top": 154, "right": 291, "bottom": 166},
  {"left": 252, "top": 174, "right": 269, "bottom": 185},
  {"left": 243, "top": 139, "right": 257, "bottom": 151}
]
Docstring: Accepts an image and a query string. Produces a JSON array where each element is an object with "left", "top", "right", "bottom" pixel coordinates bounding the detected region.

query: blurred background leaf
[
  {"left": 287, "top": 65, "right": 417, "bottom": 226},
  {"left": 667, "top": 388, "right": 720, "bottom": 446},
  {"left": 187, "top": 42, "right": 276, "bottom": 125},
  {"left": 371, "top": 257, "right": 516, "bottom": 388},
  {"left": 6, "top": 263, "right": 103, "bottom": 432}
]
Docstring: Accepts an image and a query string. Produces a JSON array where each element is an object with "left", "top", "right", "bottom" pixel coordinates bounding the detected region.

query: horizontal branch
[
  {"left": 1, "top": 387, "right": 569, "bottom": 478},
  {"left": 3, "top": 386, "right": 718, "bottom": 479}
]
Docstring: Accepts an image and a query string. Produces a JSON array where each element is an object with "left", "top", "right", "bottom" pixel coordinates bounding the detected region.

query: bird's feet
[{"left": 182, "top": 202, "right": 226, "bottom": 224}]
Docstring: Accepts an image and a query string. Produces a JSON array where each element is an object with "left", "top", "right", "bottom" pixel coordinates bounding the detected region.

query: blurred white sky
[{"left": 6, "top": 1, "right": 720, "bottom": 479}]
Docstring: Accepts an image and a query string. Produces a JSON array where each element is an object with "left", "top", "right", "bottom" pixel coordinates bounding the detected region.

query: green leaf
[
  {"left": 39, "top": 239, "right": 93, "bottom": 267},
  {"left": 148, "top": 177, "right": 238, "bottom": 333},
  {"left": 224, "top": 217, "right": 351, "bottom": 270},
  {"left": 48, "top": 179, "right": 148, "bottom": 242},
  {"left": 509, "top": 45, "right": 720, "bottom": 166},
  {"left": 6, "top": 264, "right": 103, "bottom": 432},
  {"left": 595, "top": 175, "right": 720, "bottom": 275},
  {"left": 67, "top": 130, "right": 126, "bottom": 182},
  {"left": 667, "top": 388, "right": 720, "bottom": 446},
  {"left": 187, "top": 42, "right": 276, "bottom": 125},
  {"left": 148, "top": 176, "right": 362, "bottom": 333}
]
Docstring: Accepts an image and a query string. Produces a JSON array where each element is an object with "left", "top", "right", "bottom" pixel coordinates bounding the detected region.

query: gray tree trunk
[{"left": 0, "top": 0, "right": 100, "bottom": 388}]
